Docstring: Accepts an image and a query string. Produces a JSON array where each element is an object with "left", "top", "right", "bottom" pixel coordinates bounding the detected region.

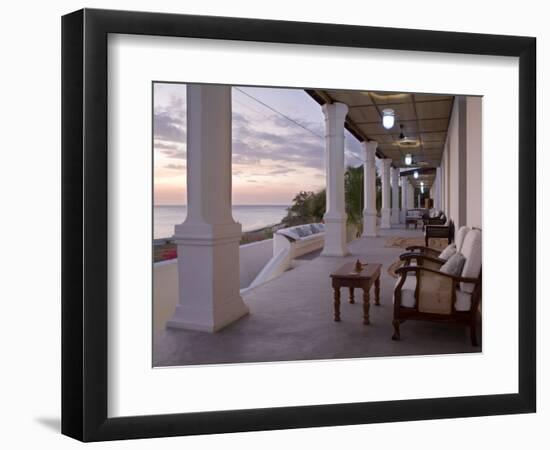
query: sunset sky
[{"left": 153, "top": 83, "right": 364, "bottom": 206}]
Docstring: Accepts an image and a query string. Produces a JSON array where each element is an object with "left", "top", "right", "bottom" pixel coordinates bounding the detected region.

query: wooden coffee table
[{"left": 329, "top": 262, "right": 382, "bottom": 325}]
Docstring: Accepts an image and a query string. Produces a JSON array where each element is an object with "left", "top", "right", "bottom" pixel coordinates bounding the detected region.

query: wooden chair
[
  {"left": 422, "top": 210, "right": 446, "bottom": 231},
  {"left": 399, "top": 226, "right": 470, "bottom": 269},
  {"left": 392, "top": 228, "right": 482, "bottom": 346},
  {"left": 423, "top": 219, "right": 454, "bottom": 247}
]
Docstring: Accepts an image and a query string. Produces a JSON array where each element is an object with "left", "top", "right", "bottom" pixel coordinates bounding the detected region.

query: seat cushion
[
  {"left": 296, "top": 226, "right": 312, "bottom": 237},
  {"left": 309, "top": 223, "right": 320, "bottom": 234},
  {"left": 455, "top": 289, "right": 472, "bottom": 311},
  {"left": 395, "top": 278, "right": 473, "bottom": 312},
  {"left": 394, "top": 276, "right": 416, "bottom": 307},
  {"left": 460, "top": 229, "right": 482, "bottom": 293},
  {"left": 439, "top": 243, "right": 457, "bottom": 260},
  {"left": 455, "top": 226, "right": 471, "bottom": 252},
  {"left": 440, "top": 252, "right": 466, "bottom": 276}
]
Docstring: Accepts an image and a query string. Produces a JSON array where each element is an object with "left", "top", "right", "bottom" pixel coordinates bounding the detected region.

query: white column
[
  {"left": 408, "top": 180, "right": 415, "bottom": 209},
  {"left": 361, "top": 141, "right": 378, "bottom": 237},
  {"left": 380, "top": 159, "right": 392, "bottom": 228},
  {"left": 321, "top": 102, "right": 349, "bottom": 256},
  {"left": 400, "top": 177, "right": 408, "bottom": 222},
  {"left": 391, "top": 166, "right": 400, "bottom": 224},
  {"left": 167, "top": 85, "right": 249, "bottom": 332}
]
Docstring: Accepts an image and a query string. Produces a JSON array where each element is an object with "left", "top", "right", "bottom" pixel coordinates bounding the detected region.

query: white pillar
[
  {"left": 408, "top": 180, "right": 415, "bottom": 210},
  {"left": 321, "top": 102, "right": 349, "bottom": 256},
  {"left": 391, "top": 166, "right": 400, "bottom": 224},
  {"left": 167, "top": 85, "right": 249, "bottom": 332},
  {"left": 361, "top": 141, "right": 378, "bottom": 237},
  {"left": 400, "top": 177, "right": 408, "bottom": 222},
  {"left": 380, "top": 159, "right": 392, "bottom": 228}
]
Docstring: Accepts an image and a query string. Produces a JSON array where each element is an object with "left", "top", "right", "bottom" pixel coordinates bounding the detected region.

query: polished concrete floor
[{"left": 153, "top": 226, "right": 481, "bottom": 367}]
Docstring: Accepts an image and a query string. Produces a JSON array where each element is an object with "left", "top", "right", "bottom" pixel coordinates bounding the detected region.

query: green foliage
[
  {"left": 283, "top": 165, "right": 382, "bottom": 228},
  {"left": 345, "top": 166, "right": 363, "bottom": 229},
  {"left": 282, "top": 190, "right": 325, "bottom": 226}
]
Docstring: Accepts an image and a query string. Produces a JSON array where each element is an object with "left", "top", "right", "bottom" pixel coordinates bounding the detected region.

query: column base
[
  {"left": 168, "top": 220, "right": 248, "bottom": 333},
  {"left": 380, "top": 208, "right": 391, "bottom": 229},
  {"left": 361, "top": 209, "right": 378, "bottom": 237},
  {"left": 391, "top": 209, "right": 401, "bottom": 225},
  {"left": 321, "top": 215, "right": 349, "bottom": 256},
  {"left": 167, "top": 295, "right": 249, "bottom": 332}
]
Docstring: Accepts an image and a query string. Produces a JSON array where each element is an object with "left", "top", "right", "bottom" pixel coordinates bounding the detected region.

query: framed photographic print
[{"left": 61, "top": 8, "right": 536, "bottom": 442}]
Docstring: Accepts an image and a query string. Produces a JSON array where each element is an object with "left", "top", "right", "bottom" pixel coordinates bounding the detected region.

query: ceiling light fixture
[
  {"left": 404, "top": 153, "right": 412, "bottom": 165},
  {"left": 382, "top": 108, "right": 395, "bottom": 129},
  {"left": 414, "top": 171, "right": 419, "bottom": 179}
]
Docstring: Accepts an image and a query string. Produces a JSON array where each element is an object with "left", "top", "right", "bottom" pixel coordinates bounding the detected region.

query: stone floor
[{"left": 153, "top": 226, "right": 481, "bottom": 367}]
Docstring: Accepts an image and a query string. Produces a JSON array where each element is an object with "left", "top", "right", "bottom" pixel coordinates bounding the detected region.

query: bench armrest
[{"left": 395, "top": 265, "right": 479, "bottom": 284}]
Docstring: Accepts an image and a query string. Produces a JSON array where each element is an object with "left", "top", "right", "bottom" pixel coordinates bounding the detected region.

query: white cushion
[
  {"left": 395, "top": 280, "right": 472, "bottom": 312},
  {"left": 309, "top": 223, "right": 321, "bottom": 234},
  {"left": 297, "top": 226, "right": 312, "bottom": 237},
  {"left": 455, "top": 289, "right": 472, "bottom": 311},
  {"left": 300, "top": 233, "right": 323, "bottom": 242},
  {"left": 455, "top": 226, "right": 470, "bottom": 252},
  {"left": 394, "top": 276, "right": 416, "bottom": 307},
  {"left": 460, "top": 229, "right": 482, "bottom": 293},
  {"left": 439, "top": 243, "right": 457, "bottom": 260},
  {"left": 440, "top": 252, "right": 466, "bottom": 276}
]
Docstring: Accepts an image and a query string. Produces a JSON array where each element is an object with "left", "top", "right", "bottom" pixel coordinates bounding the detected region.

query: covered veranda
[
  {"left": 154, "top": 84, "right": 482, "bottom": 365},
  {"left": 154, "top": 226, "right": 479, "bottom": 366}
]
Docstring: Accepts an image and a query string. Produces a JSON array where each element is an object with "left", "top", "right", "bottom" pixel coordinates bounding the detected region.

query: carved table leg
[
  {"left": 349, "top": 287, "right": 355, "bottom": 304},
  {"left": 374, "top": 277, "right": 380, "bottom": 306},
  {"left": 333, "top": 287, "right": 341, "bottom": 322},
  {"left": 363, "top": 288, "right": 370, "bottom": 325},
  {"left": 392, "top": 319, "right": 401, "bottom": 340}
]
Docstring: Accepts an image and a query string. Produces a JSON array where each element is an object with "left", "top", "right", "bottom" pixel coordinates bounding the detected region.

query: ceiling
[{"left": 306, "top": 89, "right": 455, "bottom": 189}]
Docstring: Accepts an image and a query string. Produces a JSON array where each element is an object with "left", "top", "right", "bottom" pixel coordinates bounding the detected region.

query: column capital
[
  {"left": 381, "top": 158, "right": 392, "bottom": 172},
  {"left": 322, "top": 102, "right": 349, "bottom": 121},
  {"left": 361, "top": 141, "right": 377, "bottom": 164},
  {"left": 362, "top": 140, "right": 378, "bottom": 152}
]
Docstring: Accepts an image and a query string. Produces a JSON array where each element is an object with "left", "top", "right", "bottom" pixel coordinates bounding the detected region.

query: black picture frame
[{"left": 62, "top": 8, "right": 536, "bottom": 442}]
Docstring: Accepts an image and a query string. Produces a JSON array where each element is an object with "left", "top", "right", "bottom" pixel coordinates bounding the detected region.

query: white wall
[
  {"left": 1, "top": 2, "right": 547, "bottom": 450},
  {"left": 441, "top": 96, "right": 482, "bottom": 229},
  {"left": 153, "top": 259, "right": 179, "bottom": 333},
  {"left": 153, "top": 239, "right": 274, "bottom": 332},
  {"left": 466, "top": 97, "right": 483, "bottom": 228},
  {"left": 239, "top": 239, "right": 274, "bottom": 288},
  {"left": 446, "top": 98, "right": 461, "bottom": 224}
]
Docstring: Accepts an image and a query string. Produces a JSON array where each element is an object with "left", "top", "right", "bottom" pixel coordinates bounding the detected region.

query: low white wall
[
  {"left": 153, "top": 239, "right": 274, "bottom": 332},
  {"left": 238, "top": 239, "right": 274, "bottom": 288},
  {"left": 153, "top": 259, "right": 179, "bottom": 334}
]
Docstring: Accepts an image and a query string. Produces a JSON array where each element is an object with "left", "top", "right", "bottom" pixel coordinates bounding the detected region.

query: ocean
[{"left": 154, "top": 205, "right": 289, "bottom": 239}]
